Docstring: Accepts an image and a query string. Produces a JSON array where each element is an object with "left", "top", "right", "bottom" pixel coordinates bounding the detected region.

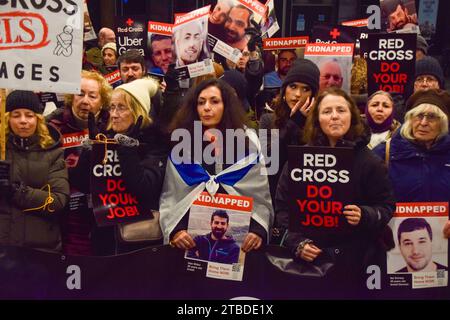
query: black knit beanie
[
  {"left": 415, "top": 56, "right": 444, "bottom": 89},
  {"left": 6, "top": 90, "right": 43, "bottom": 114},
  {"left": 281, "top": 58, "right": 320, "bottom": 97}
]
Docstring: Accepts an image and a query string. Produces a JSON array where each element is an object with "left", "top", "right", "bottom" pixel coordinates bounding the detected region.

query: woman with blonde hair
[
  {"left": 72, "top": 78, "right": 169, "bottom": 254},
  {"left": 374, "top": 89, "right": 450, "bottom": 202},
  {"left": 0, "top": 90, "right": 69, "bottom": 252}
]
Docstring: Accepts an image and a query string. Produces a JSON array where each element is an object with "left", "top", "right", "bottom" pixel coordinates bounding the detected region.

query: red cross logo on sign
[
  {"left": 126, "top": 18, "right": 134, "bottom": 26},
  {"left": 329, "top": 28, "right": 341, "bottom": 39}
]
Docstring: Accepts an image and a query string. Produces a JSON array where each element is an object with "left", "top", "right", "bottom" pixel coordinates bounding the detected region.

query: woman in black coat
[
  {"left": 275, "top": 88, "right": 396, "bottom": 285},
  {"left": 73, "top": 78, "right": 168, "bottom": 255}
]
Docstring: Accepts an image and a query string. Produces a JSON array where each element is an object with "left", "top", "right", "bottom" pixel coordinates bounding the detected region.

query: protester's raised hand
[
  {"left": 241, "top": 232, "right": 262, "bottom": 253},
  {"left": 290, "top": 97, "right": 315, "bottom": 118},
  {"left": 245, "top": 20, "right": 262, "bottom": 52}
]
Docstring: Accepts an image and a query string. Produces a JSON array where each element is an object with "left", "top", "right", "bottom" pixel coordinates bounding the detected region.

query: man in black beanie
[{"left": 414, "top": 56, "right": 444, "bottom": 93}]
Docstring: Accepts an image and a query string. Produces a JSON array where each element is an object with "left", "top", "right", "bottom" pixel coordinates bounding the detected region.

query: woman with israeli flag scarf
[{"left": 160, "top": 78, "right": 274, "bottom": 253}]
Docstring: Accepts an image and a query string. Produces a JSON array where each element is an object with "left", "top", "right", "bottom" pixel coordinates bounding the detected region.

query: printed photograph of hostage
[
  {"left": 148, "top": 34, "right": 173, "bottom": 75},
  {"left": 209, "top": 0, "right": 234, "bottom": 40},
  {"left": 394, "top": 218, "right": 448, "bottom": 273},
  {"left": 223, "top": 4, "right": 253, "bottom": 51},
  {"left": 380, "top": 0, "right": 419, "bottom": 33},
  {"left": 186, "top": 210, "right": 242, "bottom": 265},
  {"left": 173, "top": 19, "right": 210, "bottom": 68}
]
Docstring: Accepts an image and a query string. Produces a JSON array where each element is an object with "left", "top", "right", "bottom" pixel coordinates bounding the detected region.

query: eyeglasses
[
  {"left": 414, "top": 112, "right": 439, "bottom": 122},
  {"left": 415, "top": 76, "right": 438, "bottom": 84},
  {"left": 241, "top": 51, "right": 250, "bottom": 57},
  {"left": 109, "top": 105, "right": 129, "bottom": 114}
]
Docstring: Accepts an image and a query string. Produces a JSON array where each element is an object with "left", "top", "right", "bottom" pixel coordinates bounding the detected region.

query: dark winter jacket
[
  {"left": 373, "top": 130, "right": 450, "bottom": 202},
  {"left": 259, "top": 112, "right": 307, "bottom": 210},
  {"left": 187, "top": 233, "right": 240, "bottom": 264},
  {"left": 46, "top": 106, "right": 110, "bottom": 256},
  {"left": 275, "top": 134, "right": 396, "bottom": 279},
  {"left": 0, "top": 126, "right": 69, "bottom": 252}
]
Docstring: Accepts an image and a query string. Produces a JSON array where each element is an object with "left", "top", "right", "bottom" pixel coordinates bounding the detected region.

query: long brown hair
[
  {"left": 168, "top": 78, "right": 248, "bottom": 134},
  {"left": 272, "top": 93, "right": 291, "bottom": 129},
  {"left": 303, "top": 88, "right": 365, "bottom": 145}
]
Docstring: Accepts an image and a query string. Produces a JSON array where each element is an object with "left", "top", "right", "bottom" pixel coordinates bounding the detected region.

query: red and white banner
[
  {"left": 148, "top": 21, "right": 173, "bottom": 36},
  {"left": 305, "top": 43, "right": 354, "bottom": 56},
  {"left": 237, "top": 0, "right": 267, "bottom": 19},
  {"left": 263, "top": 36, "right": 309, "bottom": 50},
  {"left": 395, "top": 202, "right": 449, "bottom": 218},
  {"left": 104, "top": 70, "right": 121, "bottom": 86},
  {"left": 341, "top": 19, "right": 369, "bottom": 28},
  {"left": 174, "top": 5, "right": 210, "bottom": 25}
]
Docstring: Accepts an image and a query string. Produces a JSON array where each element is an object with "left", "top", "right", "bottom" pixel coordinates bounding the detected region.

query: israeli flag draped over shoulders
[{"left": 159, "top": 129, "right": 274, "bottom": 244}]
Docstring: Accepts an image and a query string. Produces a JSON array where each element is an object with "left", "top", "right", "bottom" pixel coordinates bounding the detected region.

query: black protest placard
[
  {"left": 366, "top": 33, "right": 416, "bottom": 97},
  {"left": 287, "top": 146, "right": 354, "bottom": 245},
  {"left": 340, "top": 19, "right": 379, "bottom": 56},
  {"left": 90, "top": 144, "right": 153, "bottom": 227},
  {"left": 115, "top": 16, "right": 148, "bottom": 58}
]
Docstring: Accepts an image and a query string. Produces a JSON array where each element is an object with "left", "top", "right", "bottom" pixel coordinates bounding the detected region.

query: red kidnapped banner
[
  {"left": 395, "top": 202, "right": 449, "bottom": 218},
  {"left": 174, "top": 5, "right": 210, "bottom": 25},
  {"left": 104, "top": 70, "right": 121, "bottom": 86},
  {"left": 62, "top": 131, "right": 88, "bottom": 149},
  {"left": 237, "top": 0, "right": 267, "bottom": 17},
  {"left": 148, "top": 21, "right": 173, "bottom": 36},
  {"left": 341, "top": 19, "right": 369, "bottom": 27},
  {"left": 263, "top": 36, "right": 309, "bottom": 50}
]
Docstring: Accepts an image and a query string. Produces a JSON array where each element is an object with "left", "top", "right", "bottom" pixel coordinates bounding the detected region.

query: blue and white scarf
[{"left": 159, "top": 130, "right": 274, "bottom": 244}]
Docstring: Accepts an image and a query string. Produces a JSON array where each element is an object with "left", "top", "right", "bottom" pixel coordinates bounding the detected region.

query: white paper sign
[{"left": 0, "top": 0, "right": 83, "bottom": 94}]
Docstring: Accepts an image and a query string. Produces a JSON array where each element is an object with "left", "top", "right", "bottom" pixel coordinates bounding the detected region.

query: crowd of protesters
[{"left": 1, "top": 8, "right": 449, "bottom": 292}]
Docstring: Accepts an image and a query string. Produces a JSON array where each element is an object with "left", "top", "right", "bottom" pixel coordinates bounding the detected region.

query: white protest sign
[{"left": 0, "top": 0, "right": 83, "bottom": 94}]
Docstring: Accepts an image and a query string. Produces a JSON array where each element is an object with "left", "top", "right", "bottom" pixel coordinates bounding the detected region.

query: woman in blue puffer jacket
[{"left": 374, "top": 89, "right": 450, "bottom": 202}]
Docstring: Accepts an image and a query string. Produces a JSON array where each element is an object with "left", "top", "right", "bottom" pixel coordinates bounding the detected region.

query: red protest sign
[
  {"left": 263, "top": 36, "right": 309, "bottom": 50},
  {"left": 90, "top": 144, "right": 153, "bottom": 226}
]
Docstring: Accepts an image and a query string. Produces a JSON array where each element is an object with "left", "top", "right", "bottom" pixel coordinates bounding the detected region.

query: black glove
[
  {"left": 164, "top": 64, "right": 180, "bottom": 91},
  {"left": 88, "top": 112, "right": 99, "bottom": 140},
  {"left": 245, "top": 20, "right": 262, "bottom": 53}
]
